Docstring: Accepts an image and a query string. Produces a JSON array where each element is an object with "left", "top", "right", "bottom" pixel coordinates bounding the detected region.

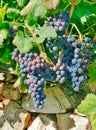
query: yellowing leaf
[
  {"left": 77, "top": 94, "right": 96, "bottom": 130},
  {"left": 0, "top": 4, "right": 7, "bottom": 21}
]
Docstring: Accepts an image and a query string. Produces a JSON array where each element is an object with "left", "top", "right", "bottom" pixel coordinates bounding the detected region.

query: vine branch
[
  {"left": 70, "top": 0, "right": 76, "bottom": 18},
  {"left": 65, "top": 0, "right": 76, "bottom": 35}
]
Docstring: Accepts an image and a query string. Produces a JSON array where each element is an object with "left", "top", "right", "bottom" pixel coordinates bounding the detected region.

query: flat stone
[
  {"left": 13, "top": 112, "right": 31, "bottom": 130},
  {"left": 0, "top": 102, "right": 3, "bottom": 108},
  {"left": 57, "top": 113, "right": 74, "bottom": 130},
  {"left": 22, "top": 87, "right": 72, "bottom": 113},
  {"left": 27, "top": 114, "right": 57, "bottom": 130},
  {"left": 0, "top": 120, "right": 14, "bottom": 130},
  {"left": 2, "top": 99, "right": 10, "bottom": 110},
  {"left": 0, "top": 101, "right": 31, "bottom": 130},
  {"left": 70, "top": 112, "right": 92, "bottom": 130},
  {"left": 2, "top": 84, "right": 21, "bottom": 100},
  {"left": 0, "top": 109, "right": 4, "bottom": 117},
  {"left": 0, "top": 73, "right": 5, "bottom": 81}
]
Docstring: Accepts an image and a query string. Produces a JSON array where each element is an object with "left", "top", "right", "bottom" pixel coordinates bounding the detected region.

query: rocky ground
[{"left": 0, "top": 71, "right": 92, "bottom": 130}]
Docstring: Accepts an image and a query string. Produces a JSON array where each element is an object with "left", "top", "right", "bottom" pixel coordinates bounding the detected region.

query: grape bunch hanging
[{"left": 12, "top": 11, "right": 94, "bottom": 109}]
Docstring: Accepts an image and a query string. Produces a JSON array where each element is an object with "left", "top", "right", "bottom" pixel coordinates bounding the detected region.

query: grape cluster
[
  {"left": 45, "top": 34, "right": 93, "bottom": 91},
  {"left": 24, "top": 76, "right": 46, "bottom": 109},
  {"left": 43, "top": 11, "right": 93, "bottom": 91},
  {"left": 44, "top": 11, "right": 70, "bottom": 34},
  {"left": 12, "top": 35, "right": 93, "bottom": 108},
  {"left": 12, "top": 49, "right": 56, "bottom": 109}
]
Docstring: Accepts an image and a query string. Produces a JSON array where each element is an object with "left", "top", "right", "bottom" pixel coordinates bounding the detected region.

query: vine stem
[
  {"left": 69, "top": 25, "right": 73, "bottom": 36},
  {"left": 70, "top": 0, "right": 76, "bottom": 18},
  {"left": 65, "top": 0, "right": 76, "bottom": 35},
  {"left": 82, "top": 23, "right": 96, "bottom": 32},
  {"left": 5, "top": 21, "right": 24, "bottom": 27},
  {"left": 70, "top": 23, "right": 83, "bottom": 43},
  {"left": 85, "top": 0, "right": 96, "bottom": 4},
  {"left": 25, "top": 23, "right": 35, "bottom": 36},
  {"left": 64, "top": 2, "right": 71, "bottom": 11},
  {"left": 37, "top": 44, "right": 43, "bottom": 53},
  {"left": 25, "top": 24, "right": 44, "bottom": 53}
]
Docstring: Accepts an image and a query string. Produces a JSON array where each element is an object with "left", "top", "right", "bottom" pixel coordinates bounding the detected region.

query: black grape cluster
[
  {"left": 43, "top": 11, "right": 93, "bottom": 91},
  {"left": 12, "top": 49, "right": 56, "bottom": 109},
  {"left": 12, "top": 36, "right": 93, "bottom": 108},
  {"left": 45, "top": 34, "right": 93, "bottom": 91},
  {"left": 44, "top": 11, "right": 70, "bottom": 61},
  {"left": 44, "top": 11, "right": 70, "bottom": 34}
]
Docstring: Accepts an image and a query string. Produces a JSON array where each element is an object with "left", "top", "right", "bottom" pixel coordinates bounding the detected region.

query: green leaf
[
  {"left": 17, "top": 0, "right": 29, "bottom": 7},
  {"left": 0, "top": 18, "right": 8, "bottom": 29},
  {"left": 0, "top": 47, "right": 12, "bottom": 63},
  {"left": 6, "top": 8, "right": 20, "bottom": 19},
  {"left": 36, "top": 26, "right": 57, "bottom": 38},
  {"left": 13, "top": 31, "right": 33, "bottom": 53},
  {"left": 32, "top": 26, "right": 57, "bottom": 43},
  {"left": 71, "top": 1, "right": 96, "bottom": 32},
  {"left": 25, "top": 13, "right": 38, "bottom": 25},
  {"left": 88, "top": 63, "right": 96, "bottom": 82},
  {"left": 0, "top": 4, "right": 7, "bottom": 21},
  {"left": 77, "top": 94, "right": 96, "bottom": 114},
  {"left": 77, "top": 94, "right": 96, "bottom": 130}
]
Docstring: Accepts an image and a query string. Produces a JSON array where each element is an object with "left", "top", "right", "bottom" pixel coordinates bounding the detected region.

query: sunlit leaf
[
  {"left": 77, "top": 94, "right": 96, "bottom": 130},
  {"left": 6, "top": 8, "right": 20, "bottom": 19},
  {"left": 32, "top": 26, "right": 57, "bottom": 43},
  {"left": 13, "top": 31, "right": 33, "bottom": 53}
]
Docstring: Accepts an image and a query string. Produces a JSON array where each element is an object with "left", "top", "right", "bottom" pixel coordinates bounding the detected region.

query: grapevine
[{"left": 11, "top": 11, "right": 95, "bottom": 109}]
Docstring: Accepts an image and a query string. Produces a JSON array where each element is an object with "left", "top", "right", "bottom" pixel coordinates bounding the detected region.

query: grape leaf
[
  {"left": 32, "top": 26, "right": 57, "bottom": 43},
  {"left": 71, "top": 1, "right": 96, "bottom": 33},
  {"left": 0, "top": 47, "right": 12, "bottom": 63},
  {"left": 25, "top": 12, "right": 38, "bottom": 25},
  {"left": 0, "top": 18, "right": 8, "bottom": 29},
  {"left": 21, "top": 0, "right": 47, "bottom": 16},
  {"left": 88, "top": 63, "right": 96, "bottom": 83},
  {"left": 13, "top": 31, "right": 33, "bottom": 53},
  {"left": 17, "top": 0, "right": 29, "bottom": 7},
  {"left": 21, "top": 0, "right": 47, "bottom": 25},
  {"left": 6, "top": 8, "right": 20, "bottom": 19},
  {"left": 0, "top": 4, "right": 7, "bottom": 21},
  {"left": 77, "top": 94, "right": 96, "bottom": 130}
]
